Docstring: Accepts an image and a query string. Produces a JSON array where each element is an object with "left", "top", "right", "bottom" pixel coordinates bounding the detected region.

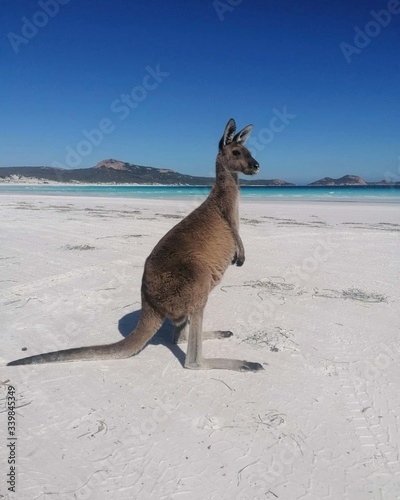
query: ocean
[{"left": 0, "top": 184, "right": 400, "bottom": 203}]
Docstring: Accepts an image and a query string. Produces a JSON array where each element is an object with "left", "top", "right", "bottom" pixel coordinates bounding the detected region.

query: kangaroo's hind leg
[{"left": 184, "top": 308, "right": 263, "bottom": 372}]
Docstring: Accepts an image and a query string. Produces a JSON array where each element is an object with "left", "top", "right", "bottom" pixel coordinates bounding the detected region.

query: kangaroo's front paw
[
  {"left": 236, "top": 254, "right": 245, "bottom": 267},
  {"left": 232, "top": 248, "right": 245, "bottom": 266}
]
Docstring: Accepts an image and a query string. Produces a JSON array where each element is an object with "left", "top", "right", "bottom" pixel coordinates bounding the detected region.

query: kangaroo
[{"left": 8, "top": 119, "right": 263, "bottom": 371}]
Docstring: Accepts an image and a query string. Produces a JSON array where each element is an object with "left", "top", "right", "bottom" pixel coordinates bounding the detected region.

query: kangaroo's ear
[
  {"left": 233, "top": 124, "right": 253, "bottom": 145},
  {"left": 219, "top": 118, "right": 236, "bottom": 150}
]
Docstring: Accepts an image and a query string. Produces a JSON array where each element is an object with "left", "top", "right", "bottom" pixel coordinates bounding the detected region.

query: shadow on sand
[{"left": 118, "top": 309, "right": 186, "bottom": 367}]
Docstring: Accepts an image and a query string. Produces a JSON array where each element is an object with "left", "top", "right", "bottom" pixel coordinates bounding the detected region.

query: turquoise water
[{"left": 0, "top": 184, "right": 399, "bottom": 202}]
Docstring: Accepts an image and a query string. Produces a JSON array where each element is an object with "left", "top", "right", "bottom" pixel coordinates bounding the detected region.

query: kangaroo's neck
[
  {"left": 213, "top": 154, "right": 240, "bottom": 193},
  {"left": 209, "top": 154, "right": 240, "bottom": 223},
  {"left": 215, "top": 155, "right": 239, "bottom": 188}
]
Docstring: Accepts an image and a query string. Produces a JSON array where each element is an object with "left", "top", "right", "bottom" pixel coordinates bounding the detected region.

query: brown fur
[{"left": 8, "top": 119, "right": 263, "bottom": 371}]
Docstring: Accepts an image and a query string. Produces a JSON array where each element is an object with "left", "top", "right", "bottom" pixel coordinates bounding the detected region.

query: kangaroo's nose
[{"left": 253, "top": 161, "right": 259, "bottom": 170}]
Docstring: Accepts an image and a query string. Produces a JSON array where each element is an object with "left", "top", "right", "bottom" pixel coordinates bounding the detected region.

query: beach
[{"left": 1, "top": 193, "right": 400, "bottom": 500}]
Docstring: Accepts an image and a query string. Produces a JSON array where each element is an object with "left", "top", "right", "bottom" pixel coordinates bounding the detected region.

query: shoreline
[
  {"left": 1, "top": 191, "right": 400, "bottom": 204},
  {"left": 0, "top": 184, "right": 399, "bottom": 204},
  {"left": 1, "top": 181, "right": 399, "bottom": 187}
]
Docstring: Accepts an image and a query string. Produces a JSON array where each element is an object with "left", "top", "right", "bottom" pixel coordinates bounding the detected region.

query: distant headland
[{"left": 0, "top": 159, "right": 398, "bottom": 187}]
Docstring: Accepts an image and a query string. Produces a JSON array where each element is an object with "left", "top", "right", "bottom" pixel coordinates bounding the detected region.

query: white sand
[{"left": 1, "top": 194, "right": 399, "bottom": 500}]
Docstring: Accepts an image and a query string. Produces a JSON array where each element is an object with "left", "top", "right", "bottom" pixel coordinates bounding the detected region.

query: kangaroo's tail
[{"left": 7, "top": 304, "right": 163, "bottom": 366}]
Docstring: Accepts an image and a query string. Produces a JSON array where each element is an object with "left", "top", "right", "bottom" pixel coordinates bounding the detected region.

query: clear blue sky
[{"left": 1, "top": 0, "right": 399, "bottom": 183}]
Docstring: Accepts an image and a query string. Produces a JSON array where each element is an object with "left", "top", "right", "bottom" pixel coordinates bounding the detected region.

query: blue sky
[{"left": 1, "top": 0, "right": 399, "bottom": 184}]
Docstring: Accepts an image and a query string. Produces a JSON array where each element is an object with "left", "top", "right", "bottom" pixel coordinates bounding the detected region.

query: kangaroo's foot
[
  {"left": 185, "top": 357, "right": 264, "bottom": 372},
  {"left": 173, "top": 319, "right": 232, "bottom": 344},
  {"left": 204, "top": 330, "right": 233, "bottom": 340},
  {"left": 184, "top": 309, "right": 263, "bottom": 372}
]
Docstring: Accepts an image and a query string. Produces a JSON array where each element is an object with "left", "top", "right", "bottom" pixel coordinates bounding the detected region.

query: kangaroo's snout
[{"left": 245, "top": 160, "right": 260, "bottom": 176}]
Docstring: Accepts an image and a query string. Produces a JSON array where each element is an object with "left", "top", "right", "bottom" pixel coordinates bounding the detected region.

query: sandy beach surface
[{"left": 1, "top": 194, "right": 400, "bottom": 500}]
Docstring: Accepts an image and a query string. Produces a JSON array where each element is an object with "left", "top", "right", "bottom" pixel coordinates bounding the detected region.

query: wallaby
[{"left": 8, "top": 119, "right": 263, "bottom": 371}]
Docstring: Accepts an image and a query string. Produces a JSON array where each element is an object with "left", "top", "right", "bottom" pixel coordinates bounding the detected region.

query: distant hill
[
  {"left": 308, "top": 175, "right": 367, "bottom": 186},
  {"left": 308, "top": 175, "right": 400, "bottom": 186},
  {"left": 1, "top": 161, "right": 399, "bottom": 186},
  {"left": 0, "top": 159, "right": 294, "bottom": 186}
]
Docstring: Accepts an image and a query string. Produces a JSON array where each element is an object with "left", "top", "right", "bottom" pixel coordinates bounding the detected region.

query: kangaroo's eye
[{"left": 232, "top": 150, "right": 241, "bottom": 157}]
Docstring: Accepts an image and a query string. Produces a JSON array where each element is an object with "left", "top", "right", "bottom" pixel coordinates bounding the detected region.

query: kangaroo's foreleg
[
  {"left": 184, "top": 309, "right": 263, "bottom": 372},
  {"left": 173, "top": 318, "right": 232, "bottom": 344},
  {"left": 231, "top": 230, "right": 245, "bottom": 267}
]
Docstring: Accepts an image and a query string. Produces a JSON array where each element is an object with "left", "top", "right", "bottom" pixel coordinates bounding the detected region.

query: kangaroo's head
[{"left": 218, "top": 118, "right": 259, "bottom": 176}]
